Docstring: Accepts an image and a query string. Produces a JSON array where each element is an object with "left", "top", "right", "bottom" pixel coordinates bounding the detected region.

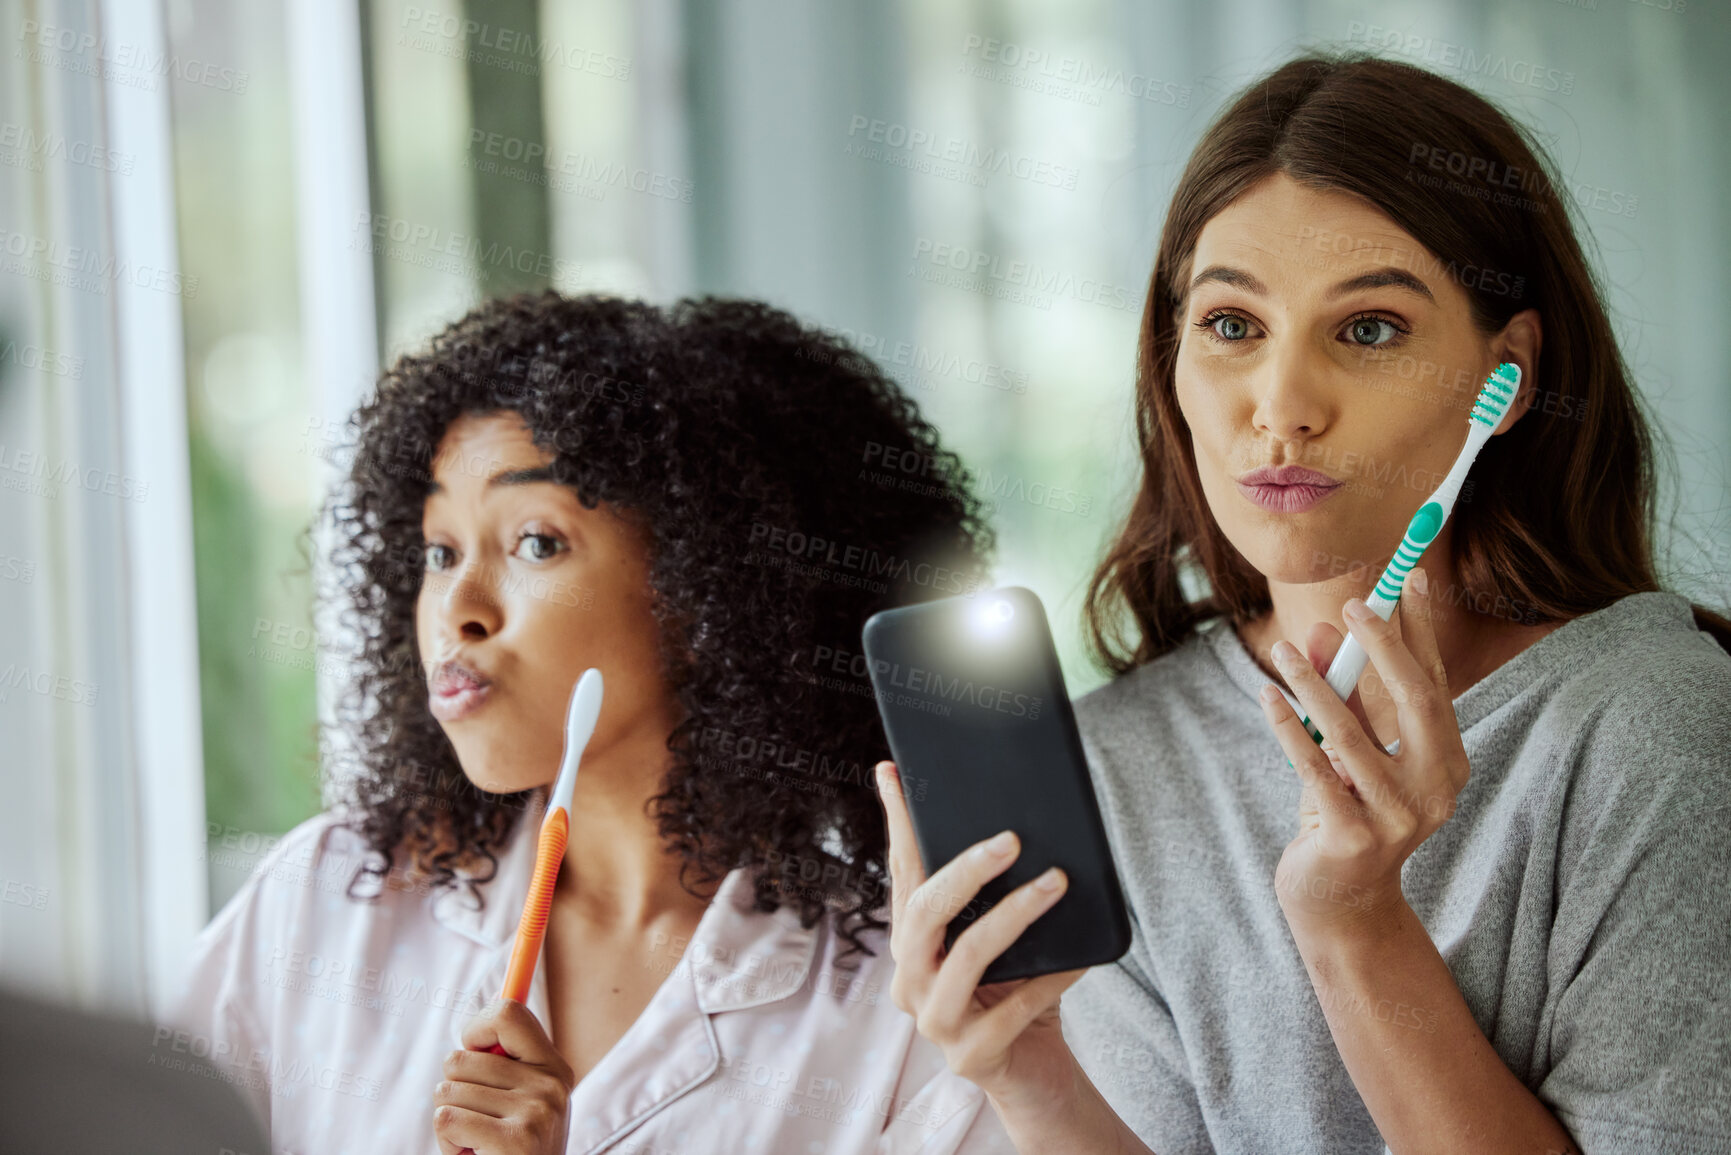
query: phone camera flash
[{"left": 970, "top": 597, "right": 1016, "bottom": 636}]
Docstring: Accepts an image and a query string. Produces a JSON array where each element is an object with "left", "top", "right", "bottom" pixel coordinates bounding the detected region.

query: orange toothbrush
[{"left": 483, "top": 668, "right": 603, "bottom": 1054}]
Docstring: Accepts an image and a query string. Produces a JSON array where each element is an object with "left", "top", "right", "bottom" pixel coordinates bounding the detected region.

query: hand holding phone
[
  {"left": 865, "top": 588, "right": 1139, "bottom": 1143},
  {"left": 873, "top": 757, "right": 1090, "bottom": 1106},
  {"left": 862, "top": 586, "right": 1130, "bottom": 984}
]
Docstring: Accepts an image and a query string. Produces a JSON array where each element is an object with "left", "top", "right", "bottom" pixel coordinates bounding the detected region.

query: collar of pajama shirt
[
  {"left": 432, "top": 804, "right": 837, "bottom": 1148},
  {"left": 172, "top": 806, "right": 1014, "bottom": 1155}
]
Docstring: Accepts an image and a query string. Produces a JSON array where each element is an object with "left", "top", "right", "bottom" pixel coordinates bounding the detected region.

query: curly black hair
[{"left": 317, "top": 291, "right": 994, "bottom": 959}]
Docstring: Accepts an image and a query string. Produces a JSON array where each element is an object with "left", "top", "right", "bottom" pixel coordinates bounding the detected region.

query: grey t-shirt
[{"left": 1060, "top": 591, "right": 1731, "bottom": 1154}]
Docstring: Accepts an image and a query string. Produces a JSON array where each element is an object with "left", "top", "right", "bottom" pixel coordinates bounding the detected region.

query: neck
[
  {"left": 1240, "top": 533, "right": 1555, "bottom": 730},
  {"left": 534, "top": 723, "right": 715, "bottom": 930}
]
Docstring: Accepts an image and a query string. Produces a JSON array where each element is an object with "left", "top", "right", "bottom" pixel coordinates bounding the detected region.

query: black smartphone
[{"left": 861, "top": 586, "right": 1131, "bottom": 984}]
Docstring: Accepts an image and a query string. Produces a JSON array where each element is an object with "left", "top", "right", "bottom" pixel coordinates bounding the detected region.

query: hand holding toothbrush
[
  {"left": 433, "top": 998, "right": 576, "bottom": 1155},
  {"left": 1278, "top": 363, "right": 1520, "bottom": 747},
  {"left": 1253, "top": 360, "right": 1519, "bottom": 932},
  {"left": 433, "top": 669, "right": 603, "bottom": 1155},
  {"left": 1254, "top": 571, "right": 1583, "bottom": 1154},
  {"left": 1257, "top": 566, "right": 1470, "bottom": 938}
]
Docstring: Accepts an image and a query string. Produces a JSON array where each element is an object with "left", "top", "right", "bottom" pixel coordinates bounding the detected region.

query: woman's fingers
[
  {"left": 432, "top": 1098, "right": 565, "bottom": 1155},
  {"left": 880, "top": 759, "right": 1029, "bottom": 1030},
  {"left": 433, "top": 1076, "right": 516, "bottom": 1120},
  {"left": 1304, "top": 620, "right": 1380, "bottom": 749},
  {"left": 1395, "top": 570, "right": 1469, "bottom": 798},
  {"left": 1395, "top": 571, "right": 1463, "bottom": 780},
  {"left": 433, "top": 1102, "right": 495, "bottom": 1155},
  {"left": 1269, "top": 639, "right": 1399, "bottom": 804},
  {"left": 921, "top": 867, "right": 1067, "bottom": 1038},
  {"left": 460, "top": 999, "right": 569, "bottom": 1074},
  {"left": 442, "top": 1046, "right": 518, "bottom": 1092},
  {"left": 972, "top": 968, "right": 1087, "bottom": 1044},
  {"left": 435, "top": 1020, "right": 574, "bottom": 1155},
  {"left": 879, "top": 760, "right": 1026, "bottom": 965},
  {"left": 903, "top": 829, "right": 1022, "bottom": 956},
  {"left": 1260, "top": 682, "right": 1364, "bottom": 825},
  {"left": 872, "top": 763, "right": 1085, "bottom": 1103},
  {"left": 927, "top": 968, "right": 1085, "bottom": 1087},
  {"left": 1342, "top": 586, "right": 1456, "bottom": 767},
  {"left": 875, "top": 760, "right": 926, "bottom": 928},
  {"left": 1401, "top": 569, "right": 1449, "bottom": 692},
  {"left": 443, "top": 1048, "right": 570, "bottom": 1101}
]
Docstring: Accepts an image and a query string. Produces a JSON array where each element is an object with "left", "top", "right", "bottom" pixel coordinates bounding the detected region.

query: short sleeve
[
  {"left": 1061, "top": 931, "right": 1213, "bottom": 1153},
  {"left": 1539, "top": 646, "right": 1731, "bottom": 1152}
]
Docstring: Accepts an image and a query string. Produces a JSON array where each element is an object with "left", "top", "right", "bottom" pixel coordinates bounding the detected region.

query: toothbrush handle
[
  {"left": 475, "top": 808, "right": 570, "bottom": 1058},
  {"left": 1322, "top": 500, "right": 1444, "bottom": 702},
  {"left": 1325, "top": 634, "right": 1370, "bottom": 702},
  {"left": 502, "top": 809, "right": 569, "bottom": 1003},
  {"left": 1290, "top": 407, "right": 1489, "bottom": 751},
  {"left": 1308, "top": 394, "right": 1495, "bottom": 716},
  {"left": 1370, "top": 501, "right": 1442, "bottom": 607}
]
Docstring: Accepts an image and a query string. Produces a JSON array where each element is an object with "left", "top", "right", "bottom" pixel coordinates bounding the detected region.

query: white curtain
[{"left": 0, "top": 0, "right": 203, "bottom": 1018}]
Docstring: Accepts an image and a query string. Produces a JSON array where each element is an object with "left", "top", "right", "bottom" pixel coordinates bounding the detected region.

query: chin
[
  {"left": 1215, "top": 524, "right": 1322, "bottom": 586},
  {"left": 442, "top": 743, "right": 524, "bottom": 797},
  {"left": 1255, "top": 556, "right": 1330, "bottom": 586},
  {"left": 1222, "top": 504, "right": 1386, "bottom": 585}
]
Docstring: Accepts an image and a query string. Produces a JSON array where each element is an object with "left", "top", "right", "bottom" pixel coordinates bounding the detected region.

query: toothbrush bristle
[{"left": 1470, "top": 362, "right": 1521, "bottom": 428}]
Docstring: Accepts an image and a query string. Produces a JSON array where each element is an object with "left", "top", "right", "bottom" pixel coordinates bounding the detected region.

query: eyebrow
[
  {"left": 426, "top": 465, "right": 556, "bottom": 497},
  {"left": 1187, "top": 264, "right": 1435, "bottom": 304}
]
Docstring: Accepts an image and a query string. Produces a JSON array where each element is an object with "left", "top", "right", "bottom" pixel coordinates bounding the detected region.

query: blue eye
[
  {"left": 1191, "top": 309, "right": 1412, "bottom": 349},
  {"left": 1195, "top": 310, "right": 1254, "bottom": 342},
  {"left": 1346, "top": 314, "right": 1407, "bottom": 346}
]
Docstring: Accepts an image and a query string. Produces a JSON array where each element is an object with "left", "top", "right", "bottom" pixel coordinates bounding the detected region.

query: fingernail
[
  {"left": 1411, "top": 568, "right": 1429, "bottom": 595},
  {"left": 1036, "top": 867, "right": 1065, "bottom": 892},
  {"left": 1260, "top": 684, "right": 1281, "bottom": 704},
  {"left": 977, "top": 830, "right": 1015, "bottom": 858},
  {"left": 1344, "top": 600, "right": 1371, "bottom": 621},
  {"left": 1271, "top": 640, "right": 1300, "bottom": 666}
]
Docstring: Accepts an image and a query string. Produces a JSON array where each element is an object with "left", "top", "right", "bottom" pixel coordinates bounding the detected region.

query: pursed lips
[
  {"left": 430, "top": 658, "right": 493, "bottom": 720},
  {"left": 1234, "top": 464, "right": 1343, "bottom": 513}
]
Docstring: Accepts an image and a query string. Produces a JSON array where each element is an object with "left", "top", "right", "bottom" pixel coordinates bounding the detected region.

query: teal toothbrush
[{"left": 1282, "top": 362, "right": 1522, "bottom": 746}]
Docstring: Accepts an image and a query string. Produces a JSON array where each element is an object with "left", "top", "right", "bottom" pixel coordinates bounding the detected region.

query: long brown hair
[{"left": 1086, "top": 51, "right": 1730, "bottom": 674}]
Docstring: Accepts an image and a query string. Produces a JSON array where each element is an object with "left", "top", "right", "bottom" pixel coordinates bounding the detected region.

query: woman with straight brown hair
[{"left": 873, "top": 52, "right": 1731, "bottom": 1153}]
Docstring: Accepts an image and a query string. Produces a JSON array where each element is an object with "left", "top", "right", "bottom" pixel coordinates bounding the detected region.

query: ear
[{"left": 1489, "top": 308, "right": 1543, "bottom": 436}]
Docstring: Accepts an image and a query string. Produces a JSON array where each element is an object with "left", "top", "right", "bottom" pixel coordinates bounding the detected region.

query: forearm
[
  {"left": 1292, "top": 902, "right": 1578, "bottom": 1155},
  {"left": 983, "top": 1048, "right": 1154, "bottom": 1155}
]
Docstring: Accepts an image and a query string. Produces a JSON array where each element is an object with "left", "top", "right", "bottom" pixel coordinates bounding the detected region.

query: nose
[
  {"left": 430, "top": 555, "right": 503, "bottom": 641},
  {"left": 1250, "top": 342, "right": 1334, "bottom": 443}
]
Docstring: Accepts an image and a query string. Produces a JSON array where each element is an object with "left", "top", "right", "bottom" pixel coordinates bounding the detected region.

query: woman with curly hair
[{"left": 164, "top": 293, "right": 1019, "bottom": 1154}]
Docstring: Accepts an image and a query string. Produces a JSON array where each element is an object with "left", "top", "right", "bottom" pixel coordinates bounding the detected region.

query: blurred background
[{"left": 1, "top": 0, "right": 1726, "bottom": 1017}]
